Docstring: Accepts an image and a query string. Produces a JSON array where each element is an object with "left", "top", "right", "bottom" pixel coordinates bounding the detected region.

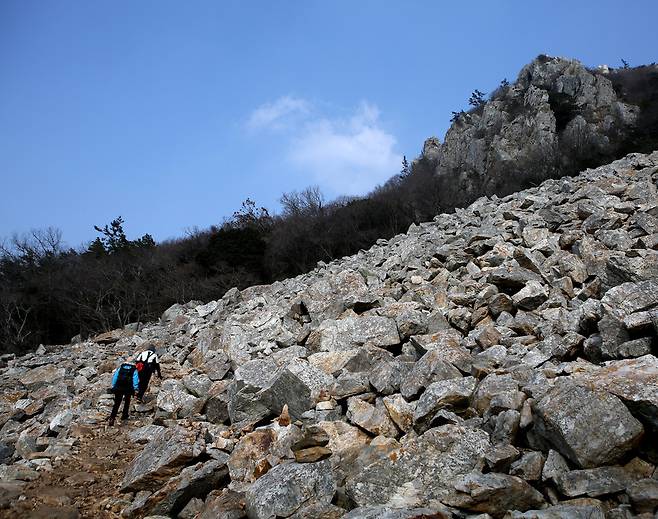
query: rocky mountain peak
[{"left": 418, "top": 55, "right": 651, "bottom": 209}]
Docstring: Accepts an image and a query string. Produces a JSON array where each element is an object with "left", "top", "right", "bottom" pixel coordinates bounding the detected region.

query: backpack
[
  {"left": 113, "top": 363, "right": 136, "bottom": 391},
  {"left": 135, "top": 351, "right": 154, "bottom": 373}
]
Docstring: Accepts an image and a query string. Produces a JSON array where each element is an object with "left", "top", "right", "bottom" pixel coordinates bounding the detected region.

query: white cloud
[
  {"left": 289, "top": 102, "right": 402, "bottom": 195},
  {"left": 246, "top": 97, "right": 402, "bottom": 196},
  {"left": 246, "top": 96, "right": 310, "bottom": 131}
]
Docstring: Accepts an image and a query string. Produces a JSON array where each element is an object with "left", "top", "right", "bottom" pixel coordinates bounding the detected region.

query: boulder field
[{"left": 1, "top": 151, "right": 658, "bottom": 518}]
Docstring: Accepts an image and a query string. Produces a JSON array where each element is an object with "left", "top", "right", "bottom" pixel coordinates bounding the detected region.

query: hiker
[
  {"left": 109, "top": 360, "right": 139, "bottom": 426},
  {"left": 135, "top": 345, "right": 162, "bottom": 401}
]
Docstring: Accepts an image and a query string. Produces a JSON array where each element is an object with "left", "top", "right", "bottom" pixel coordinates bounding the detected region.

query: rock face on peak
[
  {"left": 418, "top": 56, "right": 657, "bottom": 209},
  {"left": 2, "top": 150, "right": 658, "bottom": 518}
]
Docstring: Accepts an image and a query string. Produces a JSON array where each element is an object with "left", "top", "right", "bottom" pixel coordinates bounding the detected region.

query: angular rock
[
  {"left": 227, "top": 428, "right": 278, "bottom": 483},
  {"left": 628, "top": 478, "right": 658, "bottom": 514},
  {"left": 531, "top": 381, "right": 644, "bottom": 468},
  {"left": 244, "top": 460, "right": 335, "bottom": 519},
  {"left": 146, "top": 456, "right": 230, "bottom": 516},
  {"left": 345, "top": 425, "right": 490, "bottom": 506},
  {"left": 541, "top": 449, "right": 570, "bottom": 484},
  {"left": 368, "top": 356, "right": 409, "bottom": 396},
  {"left": 19, "top": 365, "right": 66, "bottom": 390},
  {"left": 506, "top": 503, "right": 605, "bottom": 518},
  {"left": 121, "top": 426, "right": 206, "bottom": 492},
  {"left": 400, "top": 350, "right": 463, "bottom": 399},
  {"left": 444, "top": 472, "right": 545, "bottom": 516},
  {"left": 510, "top": 451, "right": 545, "bottom": 481},
  {"left": 157, "top": 379, "right": 204, "bottom": 418},
  {"left": 49, "top": 409, "right": 73, "bottom": 433},
  {"left": 413, "top": 377, "right": 477, "bottom": 430},
  {"left": 227, "top": 359, "right": 279, "bottom": 425},
  {"left": 197, "top": 489, "right": 246, "bottom": 519},
  {"left": 382, "top": 395, "right": 415, "bottom": 433},
  {"left": 182, "top": 373, "right": 213, "bottom": 398},
  {"left": 264, "top": 359, "right": 335, "bottom": 420},
  {"left": 128, "top": 425, "right": 167, "bottom": 445},
  {"left": 556, "top": 465, "right": 636, "bottom": 498},
  {"left": 342, "top": 506, "right": 451, "bottom": 518},
  {"left": 472, "top": 374, "right": 523, "bottom": 416},
  {"left": 347, "top": 397, "right": 399, "bottom": 438},
  {"left": 572, "top": 355, "right": 658, "bottom": 430},
  {"left": 307, "top": 316, "right": 400, "bottom": 352},
  {"left": 488, "top": 266, "right": 542, "bottom": 291},
  {"left": 513, "top": 280, "right": 549, "bottom": 310}
]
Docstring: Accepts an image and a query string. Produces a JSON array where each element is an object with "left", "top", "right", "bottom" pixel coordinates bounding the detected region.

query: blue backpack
[{"left": 113, "top": 363, "right": 136, "bottom": 392}]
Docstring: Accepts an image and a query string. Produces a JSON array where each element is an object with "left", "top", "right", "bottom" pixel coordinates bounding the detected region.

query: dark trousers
[
  {"left": 137, "top": 370, "right": 152, "bottom": 399},
  {"left": 110, "top": 391, "right": 132, "bottom": 420}
]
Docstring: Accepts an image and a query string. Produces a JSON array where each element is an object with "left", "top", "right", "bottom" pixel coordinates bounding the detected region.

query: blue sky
[{"left": 1, "top": 1, "right": 657, "bottom": 248}]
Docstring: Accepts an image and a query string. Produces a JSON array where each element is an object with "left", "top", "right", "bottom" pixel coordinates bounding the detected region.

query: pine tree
[
  {"left": 468, "top": 89, "right": 487, "bottom": 108},
  {"left": 400, "top": 156, "right": 411, "bottom": 178}
]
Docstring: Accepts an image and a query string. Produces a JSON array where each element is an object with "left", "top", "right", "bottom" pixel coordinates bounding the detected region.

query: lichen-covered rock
[
  {"left": 413, "top": 377, "right": 477, "bottom": 430},
  {"left": 345, "top": 425, "right": 490, "bottom": 507},
  {"left": 506, "top": 503, "right": 606, "bottom": 518},
  {"left": 555, "top": 466, "right": 637, "bottom": 497},
  {"left": 627, "top": 478, "right": 658, "bottom": 514},
  {"left": 156, "top": 379, "right": 203, "bottom": 418},
  {"left": 342, "top": 506, "right": 451, "bottom": 518},
  {"left": 227, "top": 359, "right": 278, "bottom": 424},
  {"left": 307, "top": 316, "right": 400, "bottom": 352},
  {"left": 572, "top": 355, "right": 658, "bottom": 430},
  {"left": 244, "top": 460, "right": 335, "bottom": 519},
  {"left": 347, "top": 397, "right": 399, "bottom": 438},
  {"left": 444, "top": 472, "right": 545, "bottom": 516},
  {"left": 146, "top": 456, "right": 230, "bottom": 516},
  {"left": 530, "top": 381, "right": 643, "bottom": 468},
  {"left": 399, "top": 350, "right": 463, "bottom": 399},
  {"left": 121, "top": 426, "right": 206, "bottom": 492},
  {"left": 19, "top": 365, "right": 66, "bottom": 390}
]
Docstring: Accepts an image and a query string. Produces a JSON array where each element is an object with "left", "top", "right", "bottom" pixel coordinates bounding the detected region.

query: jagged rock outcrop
[
  {"left": 418, "top": 56, "right": 657, "bottom": 208},
  {"left": 1, "top": 151, "right": 658, "bottom": 517}
]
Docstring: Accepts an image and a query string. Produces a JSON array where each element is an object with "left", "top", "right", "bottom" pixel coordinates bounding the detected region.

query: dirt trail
[{"left": 2, "top": 418, "right": 146, "bottom": 519}]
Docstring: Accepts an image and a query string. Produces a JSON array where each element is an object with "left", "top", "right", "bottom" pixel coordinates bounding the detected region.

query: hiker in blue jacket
[{"left": 109, "top": 361, "right": 140, "bottom": 426}]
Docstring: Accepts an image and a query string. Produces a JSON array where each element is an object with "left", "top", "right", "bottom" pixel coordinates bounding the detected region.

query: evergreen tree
[
  {"left": 468, "top": 89, "right": 487, "bottom": 107},
  {"left": 400, "top": 156, "right": 411, "bottom": 178}
]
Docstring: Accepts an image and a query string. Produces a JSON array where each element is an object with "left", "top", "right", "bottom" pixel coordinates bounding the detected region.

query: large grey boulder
[
  {"left": 506, "top": 503, "right": 605, "bottom": 518},
  {"left": 264, "top": 359, "right": 335, "bottom": 420},
  {"left": 597, "top": 281, "right": 658, "bottom": 358},
  {"left": 345, "top": 425, "right": 490, "bottom": 507},
  {"left": 306, "top": 316, "right": 400, "bottom": 352},
  {"left": 572, "top": 355, "right": 658, "bottom": 430},
  {"left": 342, "top": 506, "right": 451, "bottom": 519},
  {"left": 147, "top": 456, "right": 230, "bottom": 516},
  {"left": 157, "top": 379, "right": 204, "bottom": 418},
  {"left": 555, "top": 466, "right": 637, "bottom": 497},
  {"left": 227, "top": 359, "right": 278, "bottom": 424},
  {"left": 530, "top": 381, "right": 643, "bottom": 468},
  {"left": 628, "top": 478, "right": 658, "bottom": 514},
  {"left": 121, "top": 426, "right": 206, "bottom": 492},
  {"left": 444, "top": 472, "right": 545, "bottom": 516},
  {"left": 228, "top": 358, "right": 334, "bottom": 424},
  {"left": 244, "top": 460, "right": 335, "bottom": 519},
  {"left": 413, "top": 377, "right": 477, "bottom": 430},
  {"left": 19, "top": 365, "right": 66, "bottom": 390},
  {"left": 347, "top": 397, "right": 399, "bottom": 438},
  {"left": 400, "top": 350, "right": 462, "bottom": 399}
]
